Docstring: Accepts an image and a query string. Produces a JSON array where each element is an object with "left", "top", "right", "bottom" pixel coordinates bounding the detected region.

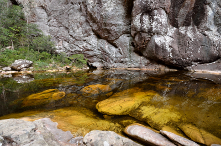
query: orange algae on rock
[
  {"left": 161, "top": 126, "right": 187, "bottom": 138},
  {"left": 22, "top": 89, "right": 65, "bottom": 107},
  {"left": 180, "top": 124, "right": 221, "bottom": 145},
  {"left": 80, "top": 84, "right": 112, "bottom": 95},
  {"left": 96, "top": 88, "right": 159, "bottom": 115}
]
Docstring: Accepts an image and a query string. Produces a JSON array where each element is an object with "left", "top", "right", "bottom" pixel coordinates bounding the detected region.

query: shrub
[{"left": 69, "top": 54, "right": 88, "bottom": 68}]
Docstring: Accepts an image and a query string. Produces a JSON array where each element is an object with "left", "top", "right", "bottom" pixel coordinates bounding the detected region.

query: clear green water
[{"left": 0, "top": 70, "right": 220, "bottom": 140}]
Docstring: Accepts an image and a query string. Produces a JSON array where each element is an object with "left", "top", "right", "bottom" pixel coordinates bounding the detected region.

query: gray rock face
[
  {"left": 132, "top": 0, "right": 221, "bottom": 69},
  {"left": 86, "top": 0, "right": 131, "bottom": 42},
  {"left": 83, "top": 130, "right": 141, "bottom": 146},
  {"left": 14, "top": 0, "right": 150, "bottom": 69},
  {"left": 11, "top": 59, "right": 33, "bottom": 71},
  {"left": 13, "top": 0, "right": 221, "bottom": 70}
]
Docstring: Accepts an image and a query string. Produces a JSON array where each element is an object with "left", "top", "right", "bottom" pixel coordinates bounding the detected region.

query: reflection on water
[{"left": 0, "top": 70, "right": 221, "bottom": 141}]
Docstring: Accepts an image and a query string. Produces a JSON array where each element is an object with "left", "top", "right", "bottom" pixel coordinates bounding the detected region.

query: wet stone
[
  {"left": 124, "top": 124, "right": 176, "bottom": 146},
  {"left": 160, "top": 130, "right": 200, "bottom": 146}
]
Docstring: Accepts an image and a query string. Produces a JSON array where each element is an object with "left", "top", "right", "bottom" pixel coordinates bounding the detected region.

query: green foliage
[
  {"left": 69, "top": 54, "right": 88, "bottom": 68},
  {"left": 0, "top": 0, "right": 88, "bottom": 70},
  {"left": 31, "top": 35, "right": 55, "bottom": 53},
  {"left": 0, "top": 0, "right": 53, "bottom": 51}
]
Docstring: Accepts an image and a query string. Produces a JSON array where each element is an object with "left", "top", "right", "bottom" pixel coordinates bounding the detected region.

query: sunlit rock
[
  {"left": 33, "top": 118, "right": 73, "bottom": 143},
  {"left": 180, "top": 124, "right": 221, "bottom": 145},
  {"left": 22, "top": 89, "right": 65, "bottom": 107},
  {"left": 83, "top": 130, "right": 141, "bottom": 146},
  {"left": 160, "top": 130, "right": 200, "bottom": 146},
  {"left": 80, "top": 84, "right": 112, "bottom": 96},
  {"left": 11, "top": 59, "right": 33, "bottom": 71},
  {"left": 96, "top": 88, "right": 159, "bottom": 115},
  {"left": 0, "top": 119, "right": 61, "bottom": 145},
  {"left": 124, "top": 123, "right": 176, "bottom": 146}
]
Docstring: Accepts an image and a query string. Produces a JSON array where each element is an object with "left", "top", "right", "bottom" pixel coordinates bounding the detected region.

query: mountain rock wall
[
  {"left": 13, "top": 0, "right": 221, "bottom": 70},
  {"left": 132, "top": 0, "right": 221, "bottom": 69}
]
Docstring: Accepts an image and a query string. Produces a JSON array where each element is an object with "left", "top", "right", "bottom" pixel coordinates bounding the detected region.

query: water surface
[{"left": 0, "top": 69, "right": 220, "bottom": 140}]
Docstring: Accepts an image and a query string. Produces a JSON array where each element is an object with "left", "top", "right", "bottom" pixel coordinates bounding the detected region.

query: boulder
[
  {"left": 83, "top": 130, "right": 142, "bottom": 146},
  {"left": 34, "top": 118, "right": 73, "bottom": 143},
  {"left": 11, "top": 59, "right": 33, "bottom": 71},
  {"left": 2, "top": 67, "right": 11, "bottom": 71},
  {"left": 160, "top": 130, "right": 199, "bottom": 146},
  {"left": 124, "top": 124, "right": 176, "bottom": 146},
  {"left": 0, "top": 119, "right": 61, "bottom": 145},
  {"left": 132, "top": 0, "right": 221, "bottom": 69}
]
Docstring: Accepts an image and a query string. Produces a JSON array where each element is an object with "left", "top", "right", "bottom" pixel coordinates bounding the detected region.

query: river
[{"left": 0, "top": 69, "right": 220, "bottom": 140}]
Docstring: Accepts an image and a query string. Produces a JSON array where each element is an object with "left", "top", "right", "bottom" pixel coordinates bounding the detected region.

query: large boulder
[
  {"left": 0, "top": 119, "right": 61, "bottom": 145},
  {"left": 11, "top": 59, "right": 33, "bottom": 71},
  {"left": 132, "top": 0, "right": 221, "bottom": 69}
]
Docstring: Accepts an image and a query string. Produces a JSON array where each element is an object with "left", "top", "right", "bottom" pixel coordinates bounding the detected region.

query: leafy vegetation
[{"left": 0, "top": 0, "right": 87, "bottom": 70}]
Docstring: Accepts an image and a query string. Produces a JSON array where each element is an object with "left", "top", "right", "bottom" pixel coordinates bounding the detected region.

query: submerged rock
[
  {"left": 21, "top": 89, "right": 65, "bottom": 107},
  {"left": 96, "top": 87, "right": 182, "bottom": 130},
  {"left": 80, "top": 84, "right": 112, "bottom": 96},
  {"left": 132, "top": 105, "right": 182, "bottom": 130},
  {"left": 96, "top": 88, "right": 159, "bottom": 115},
  {"left": 160, "top": 130, "right": 200, "bottom": 146},
  {"left": 124, "top": 124, "right": 176, "bottom": 146},
  {"left": 83, "top": 130, "right": 141, "bottom": 146},
  {"left": 180, "top": 124, "right": 221, "bottom": 145}
]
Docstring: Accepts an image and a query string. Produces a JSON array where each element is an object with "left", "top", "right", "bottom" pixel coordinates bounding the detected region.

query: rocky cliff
[{"left": 13, "top": 0, "right": 221, "bottom": 70}]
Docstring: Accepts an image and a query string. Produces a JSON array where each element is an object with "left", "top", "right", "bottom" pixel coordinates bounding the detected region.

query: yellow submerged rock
[
  {"left": 80, "top": 84, "right": 112, "bottom": 96},
  {"left": 180, "top": 124, "right": 221, "bottom": 145},
  {"left": 96, "top": 87, "right": 160, "bottom": 115},
  {"left": 22, "top": 89, "right": 65, "bottom": 107},
  {"left": 197, "top": 88, "right": 221, "bottom": 101},
  {"left": 132, "top": 105, "right": 182, "bottom": 130}
]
